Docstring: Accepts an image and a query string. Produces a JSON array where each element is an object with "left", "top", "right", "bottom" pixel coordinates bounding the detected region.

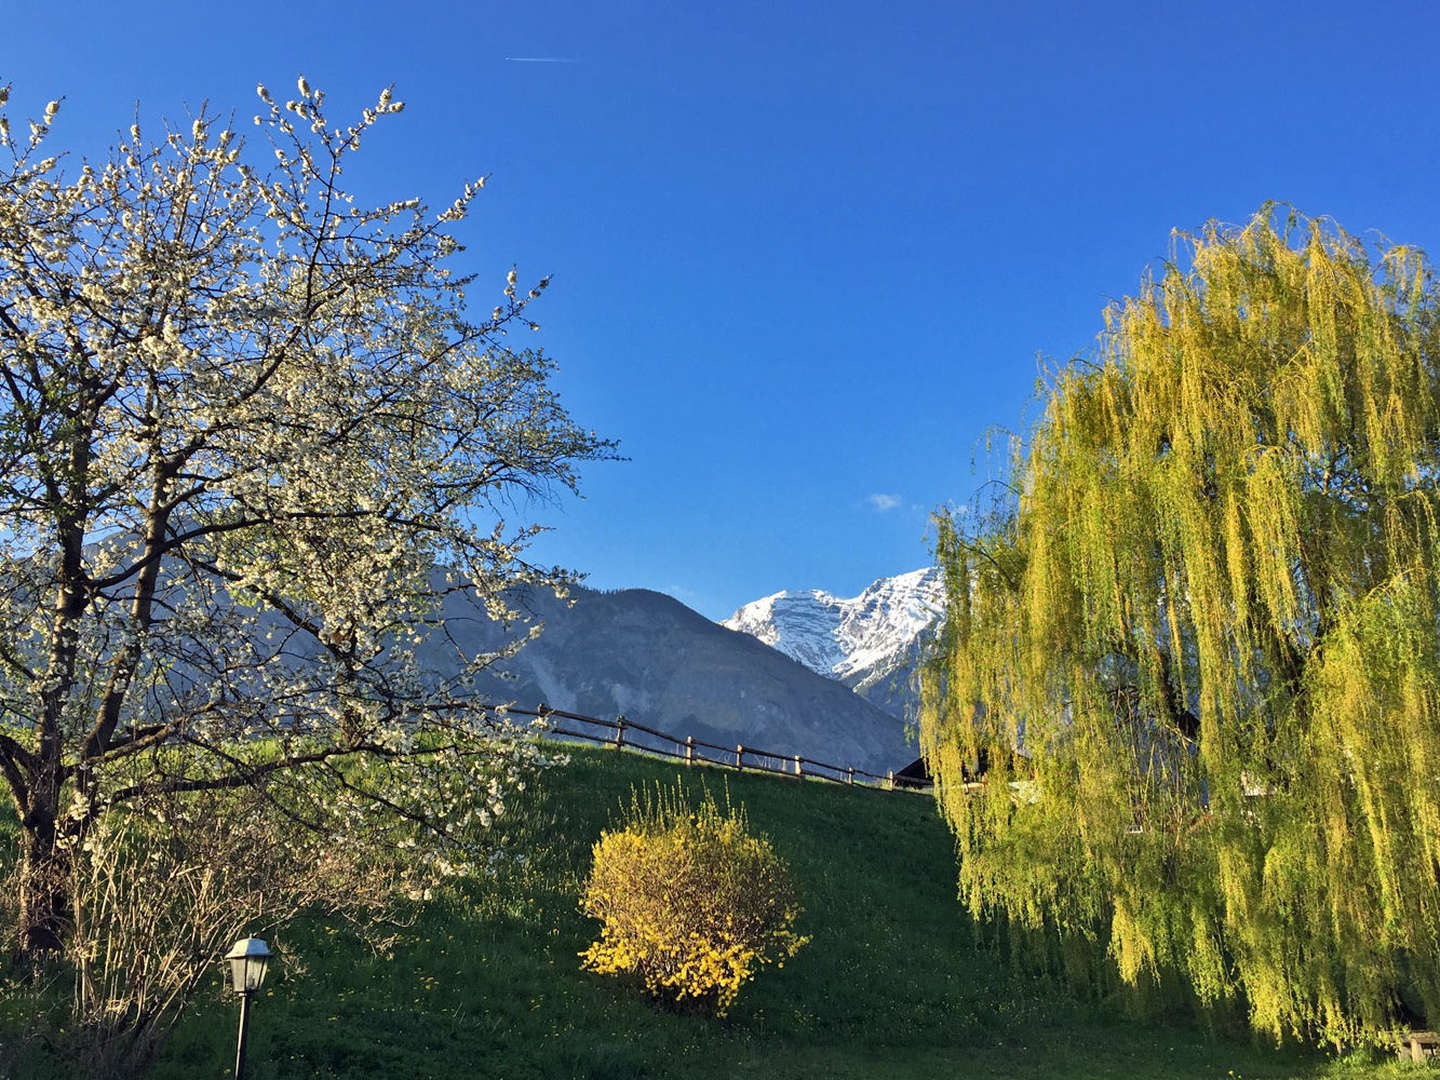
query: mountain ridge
[{"left": 426, "top": 582, "right": 913, "bottom": 773}]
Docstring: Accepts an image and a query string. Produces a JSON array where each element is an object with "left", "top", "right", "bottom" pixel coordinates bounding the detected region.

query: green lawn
[
  {"left": 6, "top": 745, "right": 1438, "bottom": 1077},
  {"left": 157, "top": 747, "right": 1432, "bottom": 1079}
]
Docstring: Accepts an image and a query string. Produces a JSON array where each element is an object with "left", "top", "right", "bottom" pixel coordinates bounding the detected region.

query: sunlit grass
[
  {"left": 3, "top": 745, "right": 1431, "bottom": 1077},
  {"left": 153, "top": 747, "right": 1415, "bottom": 1078}
]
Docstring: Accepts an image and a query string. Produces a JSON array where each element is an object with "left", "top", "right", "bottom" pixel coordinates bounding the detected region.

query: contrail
[{"left": 504, "top": 56, "right": 579, "bottom": 63}]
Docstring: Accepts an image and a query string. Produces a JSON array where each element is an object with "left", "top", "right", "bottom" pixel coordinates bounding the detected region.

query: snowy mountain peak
[{"left": 721, "top": 568, "right": 945, "bottom": 686}]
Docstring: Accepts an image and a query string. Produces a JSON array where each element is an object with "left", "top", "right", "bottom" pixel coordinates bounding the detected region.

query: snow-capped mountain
[{"left": 721, "top": 568, "right": 945, "bottom": 722}]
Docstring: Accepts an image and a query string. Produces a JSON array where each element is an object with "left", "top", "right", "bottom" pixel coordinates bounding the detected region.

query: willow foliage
[{"left": 921, "top": 208, "right": 1440, "bottom": 1046}]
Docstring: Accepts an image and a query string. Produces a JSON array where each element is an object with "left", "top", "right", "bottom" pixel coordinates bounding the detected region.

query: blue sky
[{"left": 6, "top": 1, "right": 1440, "bottom": 619}]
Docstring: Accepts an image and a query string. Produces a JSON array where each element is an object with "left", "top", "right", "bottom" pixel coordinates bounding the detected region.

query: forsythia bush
[{"left": 579, "top": 785, "right": 807, "bottom": 1016}]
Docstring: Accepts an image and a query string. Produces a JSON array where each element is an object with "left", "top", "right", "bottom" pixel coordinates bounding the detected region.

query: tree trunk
[{"left": 16, "top": 786, "right": 69, "bottom": 956}]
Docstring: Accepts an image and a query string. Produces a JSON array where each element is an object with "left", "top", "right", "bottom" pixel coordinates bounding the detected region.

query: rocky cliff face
[{"left": 721, "top": 568, "right": 944, "bottom": 724}]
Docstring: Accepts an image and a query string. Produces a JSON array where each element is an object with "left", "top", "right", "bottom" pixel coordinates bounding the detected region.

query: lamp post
[{"left": 224, "top": 936, "right": 271, "bottom": 1080}]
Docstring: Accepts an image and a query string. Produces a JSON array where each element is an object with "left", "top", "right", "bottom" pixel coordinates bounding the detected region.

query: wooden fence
[{"left": 492, "top": 704, "right": 931, "bottom": 794}]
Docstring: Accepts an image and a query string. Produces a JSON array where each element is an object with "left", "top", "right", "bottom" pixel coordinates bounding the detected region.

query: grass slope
[
  {"left": 8, "top": 746, "right": 1434, "bottom": 1078},
  {"left": 154, "top": 747, "right": 1428, "bottom": 1079}
]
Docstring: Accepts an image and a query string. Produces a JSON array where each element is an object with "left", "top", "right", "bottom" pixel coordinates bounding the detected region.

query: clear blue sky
[{"left": 7, "top": 1, "right": 1440, "bottom": 619}]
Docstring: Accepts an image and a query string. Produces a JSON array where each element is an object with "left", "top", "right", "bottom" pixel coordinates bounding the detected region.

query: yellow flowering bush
[{"left": 579, "top": 785, "right": 807, "bottom": 1016}]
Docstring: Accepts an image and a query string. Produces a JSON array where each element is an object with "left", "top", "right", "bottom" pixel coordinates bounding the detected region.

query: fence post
[
  {"left": 847, "top": 766, "right": 854, "bottom": 785},
  {"left": 614, "top": 715, "right": 626, "bottom": 750},
  {"left": 794, "top": 755, "right": 802, "bottom": 777},
  {"left": 736, "top": 744, "right": 744, "bottom": 771},
  {"left": 685, "top": 735, "right": 694, "bottom": 766}
]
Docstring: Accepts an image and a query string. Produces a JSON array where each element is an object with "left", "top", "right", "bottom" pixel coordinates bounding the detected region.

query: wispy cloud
[
  {"left": 504, "top": 56, "right": 580, "bottom": 63},
  {"left": 867, "top": 493, "right": 902, "bottom": 512}
]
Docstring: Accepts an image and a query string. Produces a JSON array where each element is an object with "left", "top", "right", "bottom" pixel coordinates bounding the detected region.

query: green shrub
[{"left": 579, "top": 784, "right": 806, "bottom": 1016}]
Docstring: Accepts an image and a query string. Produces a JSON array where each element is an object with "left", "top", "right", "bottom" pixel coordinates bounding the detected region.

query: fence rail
[{"left": 491, "top": 704, "right": 931, "bottom": 794}]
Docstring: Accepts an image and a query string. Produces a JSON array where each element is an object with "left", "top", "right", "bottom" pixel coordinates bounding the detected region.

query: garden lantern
[{"left": 224, "top": 936, "right": 271, "bottom": 1080}]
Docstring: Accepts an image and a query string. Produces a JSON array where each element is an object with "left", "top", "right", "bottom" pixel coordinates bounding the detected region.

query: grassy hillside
[{"left": 6, "top": 746, "right": 1434, "bottom": 1077}]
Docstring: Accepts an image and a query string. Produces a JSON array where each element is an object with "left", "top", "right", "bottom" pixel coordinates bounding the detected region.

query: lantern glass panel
[
  {"left": 228, "top": 957, "right": 264, "bottom": 993},
  {"left": 245, "top": 954, "right": 268, "bottom": 991}
]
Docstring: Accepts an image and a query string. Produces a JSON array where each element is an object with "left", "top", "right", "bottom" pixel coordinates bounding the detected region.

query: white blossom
[{"left": 0, "top": 77, "right": 616, "bottom": 1001}]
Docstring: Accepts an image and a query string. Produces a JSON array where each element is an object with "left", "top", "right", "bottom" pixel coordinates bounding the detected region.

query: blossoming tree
[{"left": 0, "top": 75, "right": 614, "bottom": 980}]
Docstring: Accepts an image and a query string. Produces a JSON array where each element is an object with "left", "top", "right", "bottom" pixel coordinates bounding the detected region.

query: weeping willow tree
[{"left": 921, "top": 207, "right": 1440, "bottom": 1047}]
